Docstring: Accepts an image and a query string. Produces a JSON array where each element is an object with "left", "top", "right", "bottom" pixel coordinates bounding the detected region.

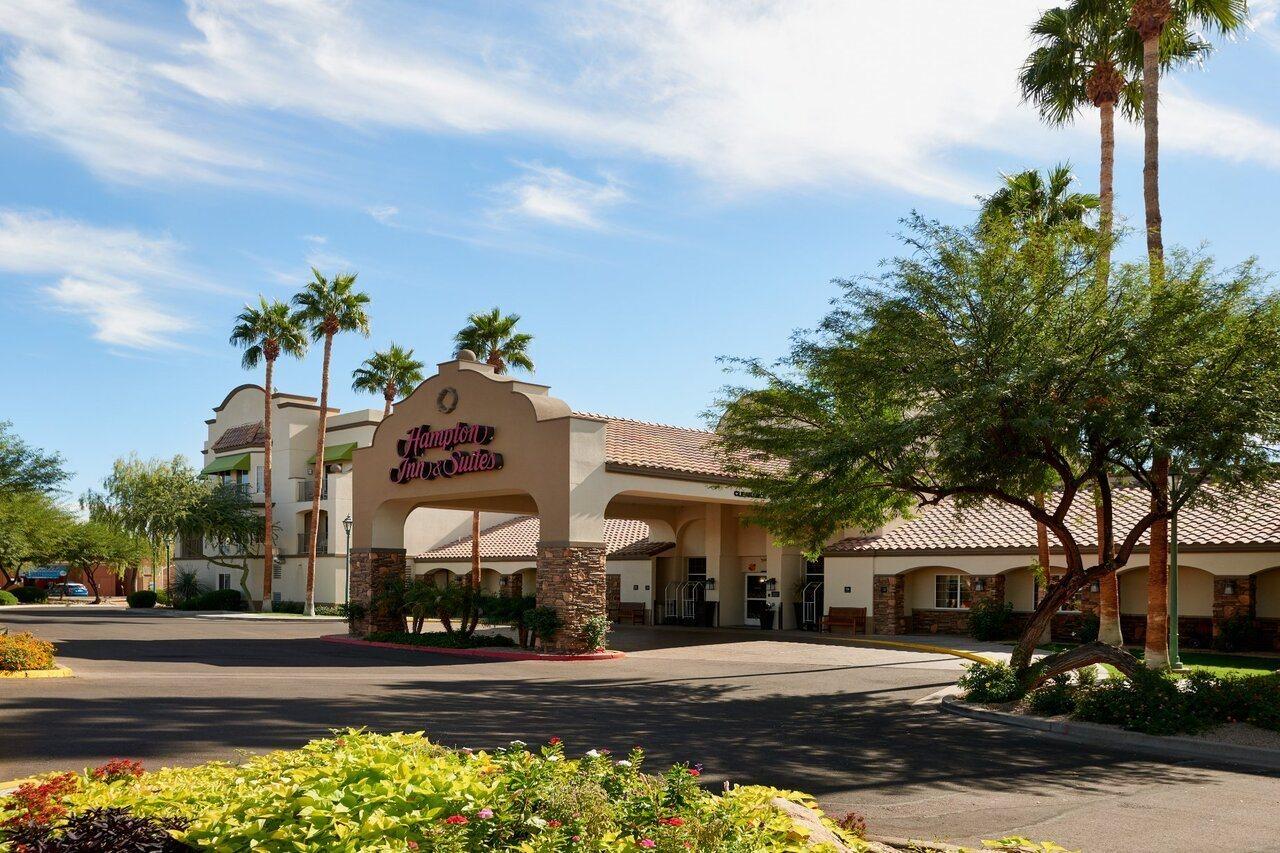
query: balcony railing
[
  {"left": 297, "top": 534, "right": 330, "bottom": 556},
  {"left": 297, "top": 478, "right": 330, "bottom": 502}
]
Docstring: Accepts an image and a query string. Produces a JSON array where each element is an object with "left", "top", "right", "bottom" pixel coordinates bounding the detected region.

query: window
[
  {"left": 272, "top": 561, "right": 282, "bottom": 580},
  {"left": 934, "top": 574, "right": 971, "bottom": 609},
  {"left": 217, "top": 573, "right": 232, "bottom": 591},
  {"left": 686, "top": 557, "right": 707, "bottom": 581},
  {"left": 255, "top": 465, "right": 264, "bottom": 494},
  {"left": 804, "top": 557, "right": 824, "bottom": 577}
]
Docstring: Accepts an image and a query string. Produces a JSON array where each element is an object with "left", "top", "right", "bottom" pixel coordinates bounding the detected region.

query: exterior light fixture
[
  {"left": 705, "top": 577, "right": 716, "bottom": 590},
  {"left": 973, "top": 578, "right": 985, "bottom": 592},
  {"left": 766, "top": 577, "right": 777, "bottom": 590},
  {"left": 343, "top": 515, "right": 354, "bottom": 538},
  {"left": 1223, "top": 580, "right": 1236, "bottom": 596},
  {"left": 1090, "top": 580, "right": 1100, "bottom": 593}
]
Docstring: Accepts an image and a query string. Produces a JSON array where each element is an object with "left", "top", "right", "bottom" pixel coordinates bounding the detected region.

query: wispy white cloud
[
  {"left": 0, "top": 209, "right": 196, "bottom": 349},
  {"left": 495, "top": 164, "right": 626, "bottom": 229},
  {"left": 366, "top": 205, "right": 399, "bottom": 225},
  {"left": 0, "top": 0, "right": 262, "bottom": 184},
  {"left": 2, "top": 0, "right": 1279, "bottom": 206}
]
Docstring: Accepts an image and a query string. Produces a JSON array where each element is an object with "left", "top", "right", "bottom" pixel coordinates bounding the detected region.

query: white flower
[
  {"left": 509, "top": 740, "right": 526, "bottom": 748},
  {"left": 615, "top": 760, "right": 632, "bottom": 767},
  {"left": 547, "top": 754, "right": 563, "bottom": 762},
  {"left": 585, "top": 749, "right": 601, "bottom": 758}
]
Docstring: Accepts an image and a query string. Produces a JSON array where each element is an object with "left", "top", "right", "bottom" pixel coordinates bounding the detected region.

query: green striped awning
[
  {"left": 307, "top": 442, "right": 359, "bottom": 465},
  {"left": 200, "top": 453, "right": 251, "bottom": 475}
]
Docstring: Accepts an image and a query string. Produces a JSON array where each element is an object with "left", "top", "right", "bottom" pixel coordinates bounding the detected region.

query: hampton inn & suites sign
[{"left": 390, "top": 422, "right": 504, "bottom": 484}]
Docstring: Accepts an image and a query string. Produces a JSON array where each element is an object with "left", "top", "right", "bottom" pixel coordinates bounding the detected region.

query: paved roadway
[{"left": 2, "top": 608, "right": 1278, "bottom": 852}]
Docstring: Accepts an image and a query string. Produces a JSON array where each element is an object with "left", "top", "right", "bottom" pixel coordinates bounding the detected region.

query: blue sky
[{"left": 3, "top": 0, "right": 1280, "bottom": 500}]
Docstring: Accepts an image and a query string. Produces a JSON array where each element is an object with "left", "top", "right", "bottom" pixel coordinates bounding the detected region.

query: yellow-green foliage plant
[
  {"left": 0, "top": 730, "right": 864, "bottom": 852},
  {"left": 0, "top": 632, "right": 55, "bottom": 672}
]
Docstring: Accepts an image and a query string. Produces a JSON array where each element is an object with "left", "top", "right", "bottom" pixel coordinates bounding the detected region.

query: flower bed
[
  {"left": 0, "top": 632, "right": 55, "bottom": 673},
  {"left": 0, "top": 731, "right": 857, "bottom": 851}
]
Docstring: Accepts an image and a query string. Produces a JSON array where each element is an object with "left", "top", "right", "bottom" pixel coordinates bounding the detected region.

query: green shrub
[
  {"left": 1213, "top": 614, "right": 1260, "bottom": 652},
  {"left": 967, "top": 598, "right": 1015, "bottom": 641},
  {"left": 271, "top": 600, "right": 305, "bottom": 614},
  {"left": 1074, "top": 668, "right": 1204, "bottom": 735},
  {"left": 1074, "top": 613, "right": 1100, "bottom": 644},
  {"left": 0, "top": 731, "right": 867, "bottom": 852},
  {"left": 13, "top": 585, "right": 49, "bottom": 604},
  {"left": 315, "top": 603, "right": 347, "bottom": 617},
  {"left": 171, "top": 570, "right": 205, "bottom": 607},
  {"left": 155, "top": 589, "right": 170, "bottom": 607},
  {"left": 582, "top": 614, "right": 611, "bottom": 650},
  {"left": 0, "top": 632, "right": 56, "bottom": 672},
  {"left": 526, "top": 606, "right": 563, "bottom": 646},
  {"left": 0, "top": 590, "right": 18, "bottom": 607},
  {"left": 177, "top": 589, "right": 243, "bottom": 611},
  {"left": 366, "top": 631, "right": 517, "bottom": 649},
  {"left": 1026, "top": 674, "right": 1078, "bottom": 717},
  {"left": 126, "top": 590, "right": 158, "bottom": 609},
  {"left": 958, "top": 661, "right": 1023, "bottom": 703}
]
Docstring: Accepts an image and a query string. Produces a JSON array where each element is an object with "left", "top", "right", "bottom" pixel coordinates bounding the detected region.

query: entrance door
[{"left": 744, "top": 575, "right": 769, "bottom": 627}]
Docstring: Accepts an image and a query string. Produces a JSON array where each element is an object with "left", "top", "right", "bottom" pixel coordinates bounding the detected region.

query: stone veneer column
[
  {"left": 536, "top": 543, "right": 607, "bottom": 653},
  {"left": 1213, "top": 575, "right": 1256, "bottom": 639},
  {"left": 873, "top": 575, "right": 907, "bottom": 635},
  {"left": 348, "top": 547, "right": 408, "bottom": 637},
  {"left": 969, "top": 574, "right": 1005, "bottom": 609}
]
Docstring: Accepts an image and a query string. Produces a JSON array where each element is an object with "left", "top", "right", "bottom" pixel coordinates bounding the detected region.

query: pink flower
[
  {"left": 639, "top": 840, "right": 656, "bottom": 849},
  {"left": 408, "top": 843, "right": 419, "bottom": 850},
  {"left": 549, "top": 736, "right": 562, "bottom": 745},
  {"left": 476, "top": 808, "right": 494, "bottom": 819},
  {"left": 687, "top": 769, "right": 700, "bottom": 777},
  {"left": 444, "top": 815, "right": 469, "bottom": 825},
  {"left": 659, "top": 817, "right": 685, "bottom": 826},
  {"left": 548, "top": 819, "right": 562, "bottom": 828}
]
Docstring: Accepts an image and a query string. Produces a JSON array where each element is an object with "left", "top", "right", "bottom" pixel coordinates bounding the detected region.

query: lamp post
[
  {"left": 342, "top": 514, "right": 354, "bottom": 607},
  {"left": 1169, "top": 470, "right": 1184, "bottom": 670}
]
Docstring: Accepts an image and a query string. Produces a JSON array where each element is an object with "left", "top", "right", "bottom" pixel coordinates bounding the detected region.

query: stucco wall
[{"left": 610, "top": 559, "right": 655, "bottom": 604}]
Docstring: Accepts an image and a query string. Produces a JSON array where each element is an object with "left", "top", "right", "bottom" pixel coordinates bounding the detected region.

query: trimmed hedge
[
  {"left": 126, "top": 590, "right": 158, "bottom": 609},
  {"left": 0, "top": 632, "right": 56, "bottom": 672},
  {"left": 0, "top": 590, "right": 18, "bottom": 606},
  {"left": 12, "top": 585, "right": 49, "bottom": 604}
]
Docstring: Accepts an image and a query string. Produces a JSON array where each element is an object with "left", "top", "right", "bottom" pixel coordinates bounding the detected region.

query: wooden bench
[
  {"left": 609, "top": 602, "right": 648, "bottom": 625},
  {"left": 821, "top": 607, "right": 867, "bottom": 635}
]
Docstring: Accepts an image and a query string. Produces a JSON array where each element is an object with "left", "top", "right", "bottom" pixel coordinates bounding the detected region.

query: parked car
[{"left": 46, "top": 583, "right": 90, "bottom": 598}]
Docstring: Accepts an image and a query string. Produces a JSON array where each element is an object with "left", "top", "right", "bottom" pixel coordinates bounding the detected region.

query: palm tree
[
  {"left": 230, "top": 298, "right": 307, "bottom": 612},
  {"left": 453, "top": 309, "right": 535, "bottom": 587},
  {"left": 292, "top": 268, "right": 371, "bottom": 617},
  {"left": 980, "top": 164, "right": 1100, "bottom": 232},
  {"left": 454, "top": 308, "right": 535, "bottom": 374},
  {"left": 352, "top": 343, "right": 426, "bottom": 417},
  {"left": 1127, "top": 0, "right": 1246, "bottom": 669}
]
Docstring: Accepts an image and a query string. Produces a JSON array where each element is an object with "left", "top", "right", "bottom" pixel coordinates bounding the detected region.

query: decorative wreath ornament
[{"left": 437, "top": 387, "right": 459, "bottom": 414}]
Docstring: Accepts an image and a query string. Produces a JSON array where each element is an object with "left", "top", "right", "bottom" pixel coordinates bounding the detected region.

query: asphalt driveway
[{"left": 2, "top": 607, "right": 1278, "bottom": 852}]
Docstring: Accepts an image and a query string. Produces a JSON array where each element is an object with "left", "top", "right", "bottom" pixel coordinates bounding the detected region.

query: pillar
[
  {"left": 873, "top": 574, "right": 907, "bottom": 635},
  {"left": 1213, "top": 575, "right": 1256, "bottom": 639},
  {"left": 536, "top": 542, "right": 607, "bottom": 653},
  {"left": 348, "top": 547, "right": 408, "bottom": 636}
]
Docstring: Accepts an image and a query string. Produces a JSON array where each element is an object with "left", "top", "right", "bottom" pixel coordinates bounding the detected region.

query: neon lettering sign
[{"left": 390, "top": 422, "right": 504, "bottom": 484}]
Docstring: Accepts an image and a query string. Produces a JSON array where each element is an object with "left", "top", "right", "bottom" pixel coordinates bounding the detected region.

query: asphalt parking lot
[{"left": 2, "top": 607, "right": 1278, "bottom": 851}]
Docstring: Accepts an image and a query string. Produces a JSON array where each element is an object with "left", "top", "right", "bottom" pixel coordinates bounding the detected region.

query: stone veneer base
[{"left": 321, "top": 634, "right": 625, "bottom": 661}]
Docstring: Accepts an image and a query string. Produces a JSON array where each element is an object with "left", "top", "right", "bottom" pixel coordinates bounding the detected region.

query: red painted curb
[{"left": 319, "top": 634, "right": 625, "bottom": 661}]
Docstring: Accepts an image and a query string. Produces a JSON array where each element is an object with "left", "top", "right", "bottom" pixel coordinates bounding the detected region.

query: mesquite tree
[{"left": 715, "top": 215, "right": 1280, "bottom": 681}]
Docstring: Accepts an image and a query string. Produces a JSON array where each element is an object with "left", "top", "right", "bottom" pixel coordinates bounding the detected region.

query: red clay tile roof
[
  {"left": 415, "top": 516, "right": 666, "bottom": 561},
  {"left": 825, "top": 484, "right": 1280, "bottom": 555},
  {"left": 212, "top": 421, "right": 266, "bottom": 452},
  {"left": 578, "top": 413, "right": 784, "bottom": 481}
]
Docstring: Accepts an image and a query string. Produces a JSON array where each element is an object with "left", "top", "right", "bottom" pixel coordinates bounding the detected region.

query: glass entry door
[{"left": 744, "top": 575, "right": 769, "bottom": 626}]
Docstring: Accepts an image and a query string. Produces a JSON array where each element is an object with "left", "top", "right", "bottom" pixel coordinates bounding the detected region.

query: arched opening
[
  {"left": 900, "top": 565, "right": 969, "bottom": 634},
  {"left": 1118, "top": 564, "right": 1214, "bottom": 648}
]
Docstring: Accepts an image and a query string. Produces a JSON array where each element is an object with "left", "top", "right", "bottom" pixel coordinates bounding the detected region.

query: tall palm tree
[
  {"left": 454, "top": 309, "right": 535, "bottom": 587},
  {"left": 230, "top": 298, "right": 307, "bottom": 612},
  {"left": 292, "top": 268, "right": 371, "bottom": 617},
  {"left": 352, "top": 343, "right": 427, "bottom": 417},
  {"left": 1127, "top": 0, "right": 1246, "bottom": 669}
]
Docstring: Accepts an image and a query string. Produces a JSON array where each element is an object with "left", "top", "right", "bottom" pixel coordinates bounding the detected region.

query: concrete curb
[
  {"left": 836, "top": 637, "right": 993, "bottom": 665},
  {"left": 941, "top": 696, "right": 1280, "bottom": 772},
  {"left": 0, "top": 665, "right": 74, "bottom": 679},
  {"left": 321, "top": 634, "right": 626, "bottom": 662}
]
